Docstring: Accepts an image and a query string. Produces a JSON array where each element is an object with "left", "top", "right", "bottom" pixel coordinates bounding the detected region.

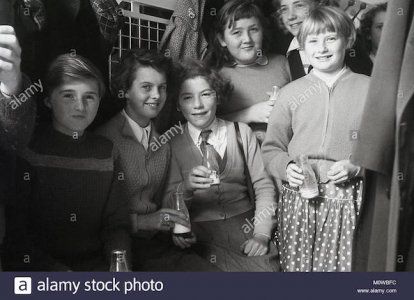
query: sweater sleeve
[
  {"left": 239, "top": 123, "right": 276, "bottom": 237},
  {"left": 0, "top": 74, "right": 36, "bottom": 153},
  {"left": 162, "top": 147, "right": 189, "bottom": 209},
  {"left": 101, "top": 147, "right": 131, "bottom": 268},
  {"left": 261, "top": 88, "right": 294, "bottom": 182}
]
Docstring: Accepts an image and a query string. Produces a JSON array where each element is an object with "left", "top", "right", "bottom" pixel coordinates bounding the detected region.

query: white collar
[
  {"left": 122, "top": 109, "right": 151, "bottom": 142},
  {"left": 287, "top": 37, "right": 300, "bottom": 54},
  {"left": 188, "top": 118, "right": 219, "bottom": 146}
]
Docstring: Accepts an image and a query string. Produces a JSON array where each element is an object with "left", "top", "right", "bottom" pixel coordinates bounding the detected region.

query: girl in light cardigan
[
  {"left": 262, "top": 6, "right": 369, "bottom": 272},
  {"left": 164, "top": 59, "right": 278, "bottom": 272}
]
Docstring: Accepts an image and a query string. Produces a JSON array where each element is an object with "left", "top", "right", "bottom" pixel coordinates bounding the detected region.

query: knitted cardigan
[{"left": 262, "top": 69, "right": 370, "bottom": 183}]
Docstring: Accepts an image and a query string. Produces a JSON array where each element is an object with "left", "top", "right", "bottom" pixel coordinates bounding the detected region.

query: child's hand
[
  {"left": 240, "top": 235, "right": 270, "bottom": 256},
  {"left": 327, "top": 160, "right": 361, "bottom": 184},
  {"left": 130, "top": 208, "right": 190, "bottom": 232},
  {"left": 286, "top": 162, "right": 305, "bottom": 187},
  {"left": 0, "top": 26, "right": 22, "bottom": 96},
  {"left": 183, "top": 165, "right": 212, "bottom": 192},
  {"left": 172, "top": 232, "right": 197, "bottom": 249},
  {"left": 246, "top": 100, "right": 275, "bottom": 123}
]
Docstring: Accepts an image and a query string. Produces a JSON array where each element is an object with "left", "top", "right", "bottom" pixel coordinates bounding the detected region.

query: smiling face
[
  {"left": 370, "top": 10, "right": 385, "bottom": 55},
  {"left": 178, "top": 76, "right": 217, "bottom": 130},
  {"left": 46, "top": 79, "right": 100, "bottom": 136},
  {"left": 304, "top": 31, "right": 347, "bottom": 74},
  {"left": 125, "top": 66, "right": 167, "bottom": 127},
  {"left": 219, "top": 17, "right": 263, "bottom": 65},
  {"left": 279, "top": 0, "right": 315, "bottom": 36}
]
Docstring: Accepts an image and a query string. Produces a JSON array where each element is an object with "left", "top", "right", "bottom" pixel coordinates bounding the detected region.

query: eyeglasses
[
  {"left": 179, "top": 89, "right": 217, "bottom": 102},
  {"left": 277, "top": 1, "right": 310, "bottom": 16}
]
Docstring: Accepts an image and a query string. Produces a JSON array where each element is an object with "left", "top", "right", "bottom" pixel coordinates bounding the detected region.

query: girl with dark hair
[
  {"left": 208, "top": 0, "right": 291, "bottom": 143},
  {"left": 360, "top": 3, "right": 387, "bottom": 64},
  {"left": 164, "top": 59, "right": 279, "bottom": 272}
]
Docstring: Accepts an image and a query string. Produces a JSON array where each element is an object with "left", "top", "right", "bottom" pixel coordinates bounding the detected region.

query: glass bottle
[
  {"left": 172, "top": 192, "right": 192, "bottom": 238},
  {"left": 295, "top": 154, "right": 319, "bottom": 199},
  {"left": 109, "top": 250, "right": 129, "bottom": 272},
  {"left": 269, "top": 85, "right": 280, "bottom": 101},
  {"left": 202, "top": 145, "right": 220, "bottom": 185}
]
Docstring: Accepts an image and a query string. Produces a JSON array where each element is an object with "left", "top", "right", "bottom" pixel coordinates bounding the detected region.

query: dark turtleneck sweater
[{"left": 3, "top": 126, "right": 130, "bottom": 271}]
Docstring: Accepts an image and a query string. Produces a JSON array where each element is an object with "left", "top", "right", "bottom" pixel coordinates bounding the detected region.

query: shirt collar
[
  {"left": 287, "top": 37, "right": 300, "bottom": 54},
  {"left": 187, "top": 118, "right": 220, "bottom": 147},
  {"left": 225, "top": 54, "right": 269, "bottom": 67},
  {"left": 122, "top": 109, "right": 151, "bottom": 141}
]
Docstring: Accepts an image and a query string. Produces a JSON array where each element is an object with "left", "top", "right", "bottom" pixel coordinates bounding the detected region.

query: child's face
[
  {"left": 371, "top": 11, "right": 386, "bottom": 54},
  {"left": 219, "top": 17, "right": 263, "bottom": 65},
  {"left": 178, "top": 76, "right": 217, "bottom": 130},
  {"left": 125, "top": 66, "right": 167, "bottom": 127},
  {"left": 46, "top": 79, "right": 100, "bottom": 136},
  {"left": 279, "top": 0, "right": 314, "bottom": 36},
  {"left": 304, "top": 31, "right": 347, "bottom": 74}
]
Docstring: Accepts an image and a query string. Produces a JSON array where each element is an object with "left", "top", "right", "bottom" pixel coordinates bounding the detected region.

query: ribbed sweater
[
  {"left": 262, "top": 69, "right": 370, "bottom": 183},
  {"left": 4, "top": 126, "right": 130, "bottom": 271},
  {"left": 164, "top": 120, "right": 276, "bottom": 237}
]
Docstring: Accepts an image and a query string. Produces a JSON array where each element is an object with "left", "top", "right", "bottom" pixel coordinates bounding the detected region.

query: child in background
[
  {"left": 360, "top": 3, "right": 387, "bottom": 65},
  {"left": 97, "top": 50, "right": 218, "bottom": 271},
  {"left": 3, "top": 54, "right": 130, "bottom": 271},
  {"left": 272, "top": 0, "right": 372, "bottom": 78},
  {"left": 208, "top": 0, "right": 291, "bottom": 143},
  {"left": 164, "top": 59, "right": 279, "bottom": 272},
  {"left": 262, "top": 6, "right": 369, "bottom": 272}
]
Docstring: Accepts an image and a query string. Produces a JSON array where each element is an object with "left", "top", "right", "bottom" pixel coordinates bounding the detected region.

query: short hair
[
  {"left": 111, "top": 49, "right": 172, "bottom": 98},
  {"left": 297, "top": 6, "right": 356, "bottom": 49},
  {"left": 360, "top": 3, "right": 387, "bottom": 53},
  {"left": 173, "top": 59, "right": 233, "bottom": 107},
  {"left": 45, "top": 54, "right": 106, "bottom": 97},
  {"left": 271, "top": 0, "right": 323, "bottom": 34},
  {"left": 208, "top": 0, "right": 270, "bottom": 68}
]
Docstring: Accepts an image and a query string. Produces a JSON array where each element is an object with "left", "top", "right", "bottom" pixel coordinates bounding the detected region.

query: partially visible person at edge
[
  {"left": 359, "top": 3, "right": 387, "bottom": 68},
  {"left": 0, "top": 25, "right": 36, "bottom": 272}
]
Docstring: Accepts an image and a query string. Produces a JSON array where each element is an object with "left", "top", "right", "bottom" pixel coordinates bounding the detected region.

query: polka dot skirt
[{"left": 276, "top": 178, "right": 363, "bottom": 272}]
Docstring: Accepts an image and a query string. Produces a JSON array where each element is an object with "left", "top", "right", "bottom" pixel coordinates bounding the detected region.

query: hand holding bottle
[
  {"left": 240, "top": 234, "right": 270, "bottom": 256},
  {"left": 286, "top": 162, "right": 305, "bottom": 187},
  {"left": 327, "top": 160, "right": 361, "bottom": 184},
  {"left": 183, "top": 165, "right": 213, "bottom": 192},
  {"left": 172, "top": 232, "right": 197, "bottom": 249}
]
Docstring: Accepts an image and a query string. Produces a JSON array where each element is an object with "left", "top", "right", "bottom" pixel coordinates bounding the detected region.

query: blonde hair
[{"left": 297, "top": 6, "right": 356, "bottom": 49}]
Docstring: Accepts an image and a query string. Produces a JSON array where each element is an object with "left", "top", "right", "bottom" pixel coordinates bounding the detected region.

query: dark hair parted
[
  {"left": 208, "top": 0, "right": 270, "bottom": 69},
  {"left": 173, "top": 59, "right": 233, "bottom": 107},
  {"left": 45, "top": 54, "right": 106, "bottom": 97},
  {"left": 111, "top": 49, "right": 172, "bottom": 99},
  {"left": 360, "top": 3, "right": 387, "bottom": 53},
  {"left": 297, "top": 6, "right": 356, "bottom": 49}
]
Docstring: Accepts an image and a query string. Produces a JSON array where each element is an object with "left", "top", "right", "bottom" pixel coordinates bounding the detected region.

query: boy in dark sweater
[{"left": 2, "top": 54, "right": 130, "bottom": 271}]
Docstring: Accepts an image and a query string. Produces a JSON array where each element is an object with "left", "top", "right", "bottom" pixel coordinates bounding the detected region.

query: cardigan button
[{"left": 187, "top": 8, "right": 196, "bottom": 19}]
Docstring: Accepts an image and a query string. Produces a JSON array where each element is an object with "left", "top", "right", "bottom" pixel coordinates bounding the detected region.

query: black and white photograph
[{"left": 0, "top": 0, "right": 413, "bottom": 299}]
